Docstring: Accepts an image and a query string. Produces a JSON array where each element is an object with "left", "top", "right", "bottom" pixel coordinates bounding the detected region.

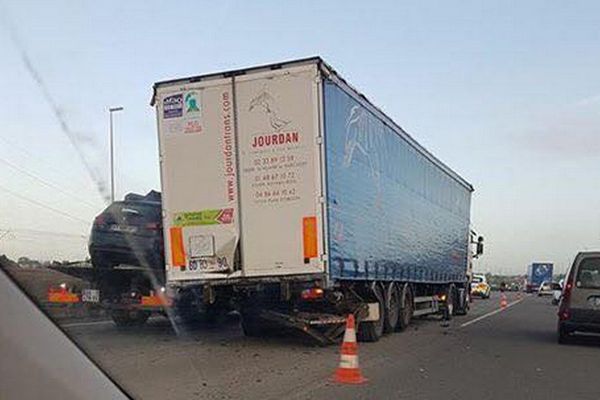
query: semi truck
[
  {"left": 151, "top": 57, "right": 483, "bottom": 343},
  {"left": 526, "top": 262, "right": 554, "bottom": 293}
]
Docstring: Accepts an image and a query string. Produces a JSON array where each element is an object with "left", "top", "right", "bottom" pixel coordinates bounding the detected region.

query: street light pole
[{"left": 108, "top": 106, "right": 124, "bottom": 203}]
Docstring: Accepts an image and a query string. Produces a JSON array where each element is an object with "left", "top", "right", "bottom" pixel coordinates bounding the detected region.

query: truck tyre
[
  {"left": 384, "top": 283, "right": 400, "bottom": 334},
  {"left": 358, "top": 285, "right": 385, "bottom": 342},
  {"left": 111, "top": 310, "right": 150, "bottom": 327},
  {"left": 240, "top": 309, "right": 264, "bottom": 337},
  {"left": 396, "top": 284, "right": 413, "bottom": 331},
  {"left": 454, "top": 287, "right": 469, "bottom": 316},
  {"left": 203, "top": 304, "right": 222, "bottom": 324},
  {"left": 442, "top": 285, "right": 456, "bottom": 320},
  {"left": 174, "top": 291, "right": 203, "bottom": 325}
]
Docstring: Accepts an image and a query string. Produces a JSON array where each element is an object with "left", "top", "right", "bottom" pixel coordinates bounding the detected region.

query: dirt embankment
[{"left": 1, "top": 255, "right": 103, "bottom": 322}]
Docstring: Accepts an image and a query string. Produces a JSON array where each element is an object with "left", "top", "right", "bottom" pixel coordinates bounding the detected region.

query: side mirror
[{"left": 476, "top": 236, "right": 484, "bottom": 256}]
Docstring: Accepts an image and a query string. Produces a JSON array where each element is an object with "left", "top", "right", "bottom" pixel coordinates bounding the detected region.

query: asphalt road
[{"left": 64, "top": 292, "right": 600, "bottom": 400}]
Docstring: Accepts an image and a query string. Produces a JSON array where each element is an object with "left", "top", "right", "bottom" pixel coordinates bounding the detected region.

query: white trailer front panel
[{"left": 155, "top": 63, "right": 325, "bottom": 282}]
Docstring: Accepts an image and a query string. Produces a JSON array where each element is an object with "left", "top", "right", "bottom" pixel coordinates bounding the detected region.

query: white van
[{"left": 557, "top": 252, "right": 600, "bottom": 343}]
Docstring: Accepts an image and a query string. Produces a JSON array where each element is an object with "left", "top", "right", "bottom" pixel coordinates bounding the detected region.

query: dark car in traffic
[{"left": 88, "top": 191, "right": 164, "bottom": 271}]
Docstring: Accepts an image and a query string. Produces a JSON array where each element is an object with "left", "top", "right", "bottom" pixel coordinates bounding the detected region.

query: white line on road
[
  {"left": 61, "top": 320, "right": 114, "bottom": 328},
  {"left": 62, "top": 316, "right": 164, "bottom": 329},
  {"left": 460, "top": 297, "right": 524, "bottom": 328}
]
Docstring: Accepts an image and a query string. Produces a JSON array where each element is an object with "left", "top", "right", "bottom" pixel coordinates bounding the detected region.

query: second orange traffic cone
[
  {"left": 500, "top": 293, "right": 508, "bottom": 309},
  {"left": 333, "top": 314, "right": 367, "bottom": 384}
]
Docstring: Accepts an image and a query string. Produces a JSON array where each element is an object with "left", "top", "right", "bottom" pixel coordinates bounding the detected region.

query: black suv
[{"left": 89, "top": 191, "right": 164, "bottom": 271}]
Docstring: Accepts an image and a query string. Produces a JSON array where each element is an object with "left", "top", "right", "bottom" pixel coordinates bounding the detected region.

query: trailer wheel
[
  {"left": 358, "top": 285, "right": 385, "bottom": 342},
  {"left": 204, "top": 304, "right": 222, "bottom": 324},
  {"left": 384, "top": 283, "right": 400, "bottom": 334},
  {"left": 174, "top": 291, "right": 203, "bottom": 325},
  {"left": 442, "top": 285, "right": 456, "bottom": 320},
  {"left": 454, "top": 287, "right": 469, "bottom": 316},
  {"left": 240, "top": 309, "right": 264, "bottom": 337},
  {"left": 111, "top": 310, "right": 150, "bottom": 327},
  {"left": 396, "top": 284, "right": 413, "bottom": 331}
]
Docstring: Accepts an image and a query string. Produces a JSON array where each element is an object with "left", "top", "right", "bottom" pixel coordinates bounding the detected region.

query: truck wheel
[
  {"left": 111, "top": 310, "right": 150, "bottom": 327},
  {"left": 203, "top": 304, "right": 222, "bottom": 324},
  {"left": 358, "top": 285, "right": 385, "bottom": 342},
  {"left": 384, "top": 283, "right": 400, "bottom": 334},
  {"left": 454, "top": 287, "right": 469, "bottom": 316},
  {"left": 396, "top": 284, "right": 413, "bottom": 331},
  {"left": 442, "top": 285, "right": 455, "bottom": 320},
  {"left": 174, "top": 289, "right": 207, "bottom": 325},
  {"left": 240, "top": 309, "right": 264, "bottom": 337}
]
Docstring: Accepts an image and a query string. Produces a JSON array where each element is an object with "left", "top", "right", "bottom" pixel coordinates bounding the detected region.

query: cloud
[
  {"left": 520, "top": 99, "right": 600, "bottom": 158},
  {"left": 574, "top": 94, "right": 600, "bottom": 108}
]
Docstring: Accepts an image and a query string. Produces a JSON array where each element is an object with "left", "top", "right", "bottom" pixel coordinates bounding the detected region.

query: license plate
[
  {"left": 110, "top": 224, "right": 137, "bottom": 233},
  {"left": 188, "top": 257, "right": 229, "bottom": 273},
  {"left": 82, "top": 289, "right": 100, "bottom": 303}
]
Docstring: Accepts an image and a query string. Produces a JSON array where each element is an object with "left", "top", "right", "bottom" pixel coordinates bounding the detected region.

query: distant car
[
  {"left": 538, "top": 281, "right": 554, "bottom": 296},
  {"left": 551, "top": 282, "right": 562, "bottom": 305},
  {"left": 88, "top": 191, "right": 164, "bottom": 271},
  {"left": 558, "top": 252, "right": 600, "bottom": 344},
  {"left": 471, "top": 274, "right": 491, "bottom": 299}
]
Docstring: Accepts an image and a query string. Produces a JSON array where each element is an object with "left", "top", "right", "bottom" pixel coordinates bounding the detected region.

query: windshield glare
[{"left": 1, "top": 3, "right": 600, "bottom": 400}]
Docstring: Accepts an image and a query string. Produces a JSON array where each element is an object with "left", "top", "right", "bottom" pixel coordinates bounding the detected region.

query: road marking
[
  {"left": 62, "top": 320, "right": 113, "bottom": 328},
  {"left": 460, "top": 298, "right": 524, "bottom": 328},
  {"left": 62, "top": 316, "right": 164, "bottom": 329}
]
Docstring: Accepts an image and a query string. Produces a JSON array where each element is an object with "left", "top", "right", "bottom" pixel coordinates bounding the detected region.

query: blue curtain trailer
[{"left": 152, "top": 57, "right": 481, "bottom": 343}]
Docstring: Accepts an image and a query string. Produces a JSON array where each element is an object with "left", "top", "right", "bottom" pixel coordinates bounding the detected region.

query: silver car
[
  {"left": 538, "top": 281, "right": 554, "bottom": 297},
  {"left": 558, "top": 252, "right": 600, "bottom": 344},
  {"left": 552, "top": 281, "right": 563, "bottom": 305}
]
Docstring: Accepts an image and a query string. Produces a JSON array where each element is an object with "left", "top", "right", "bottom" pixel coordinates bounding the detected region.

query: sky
[{"left": 0, "top": 0, "right": 599, "bottom": 274}]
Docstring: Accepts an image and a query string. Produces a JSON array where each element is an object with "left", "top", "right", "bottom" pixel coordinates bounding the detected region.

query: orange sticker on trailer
[
  {"left": 169, "top": 227, "right": 186, "bottom": 267},
  {"left": 302, "top": 216, "right": 318, "bottom": 259}
]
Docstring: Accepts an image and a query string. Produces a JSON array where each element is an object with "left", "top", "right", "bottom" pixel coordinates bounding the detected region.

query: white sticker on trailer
[
  {"left": 189, "top": 235, "right": 215, "bottom": 258},
  {"left": 162, "top": 90, "right": 204, "bottom": 136}
]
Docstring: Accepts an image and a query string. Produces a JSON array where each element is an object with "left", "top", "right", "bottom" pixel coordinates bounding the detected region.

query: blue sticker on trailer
[
  {"left": 323, "top": 81, "right": 471, "bottom": 283},
  {"left": 163, "top": 94, "right": 183, "bottom": 119}
]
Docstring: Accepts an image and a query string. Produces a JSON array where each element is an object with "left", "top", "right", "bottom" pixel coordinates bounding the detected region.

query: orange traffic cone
[
  {"left": 333, "top": 314, "right": 367, "bottom": 384},
  {"left": 500, "top": 293, "right": 508, "bottom": 309}
]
